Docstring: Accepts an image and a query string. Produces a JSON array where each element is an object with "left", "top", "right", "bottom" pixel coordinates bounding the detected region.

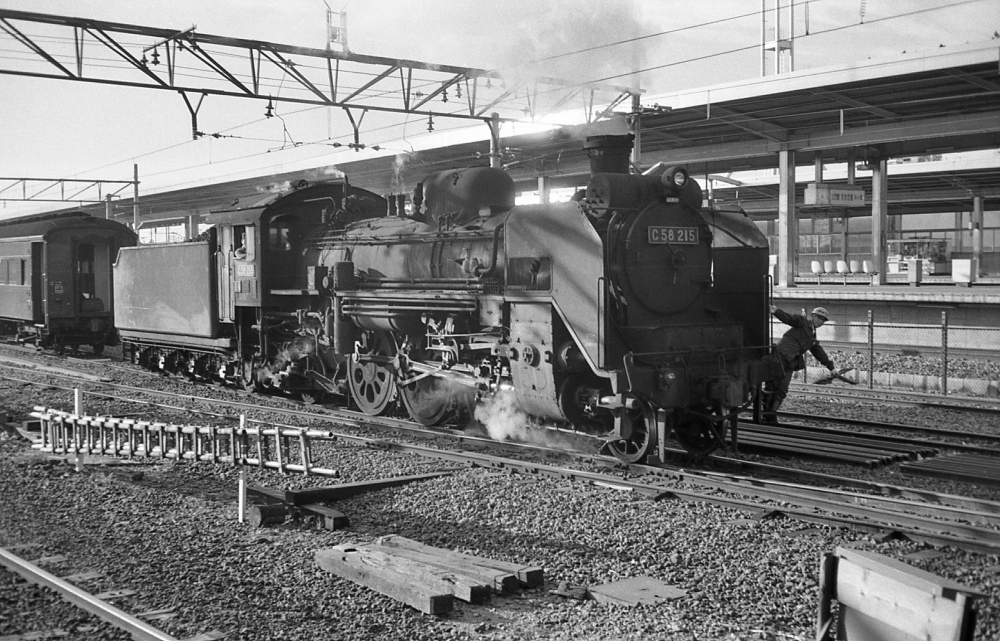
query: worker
[{"left": 762, "top": 305, "right": 836, "bottom": 424}]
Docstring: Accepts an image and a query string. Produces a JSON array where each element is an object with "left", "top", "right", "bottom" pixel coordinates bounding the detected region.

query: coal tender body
[{"left": 114, "top": 178, "right": 386, "bottom": 399}]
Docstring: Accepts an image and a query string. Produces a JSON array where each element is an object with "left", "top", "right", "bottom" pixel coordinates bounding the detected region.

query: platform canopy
[{"left": 12, "top": 41, "right": 1000, "bottom": 226}]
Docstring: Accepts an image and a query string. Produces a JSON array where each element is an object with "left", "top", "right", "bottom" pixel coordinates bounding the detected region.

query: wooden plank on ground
[
  {"left": 247, "top": 504, "right": 286, "bottom": 529},
  {"left": 246, "top": 485, "right": 285, "bottom": 505},
  {"left": 284, "top": 472, "right": 455, "bottom": 505},
  {"left": 298, "top": 503, "right": 349, "bottom": 530},
  {"left": 375, "top": 535, "right": 543, "bottom": 588},
  {"left": 315, "top": 546, "right": 454, "bottom": 614},
  {"left": 364, "top": 542, "right": 517, "bottom": 594},
  {"left": 355, "top": 547, "right": 491, "bottom": 604}
]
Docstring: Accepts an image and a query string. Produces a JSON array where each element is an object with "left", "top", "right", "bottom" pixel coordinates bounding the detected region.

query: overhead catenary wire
[{"left": 0, "top": 0, "right": 991, "bottom": 210}]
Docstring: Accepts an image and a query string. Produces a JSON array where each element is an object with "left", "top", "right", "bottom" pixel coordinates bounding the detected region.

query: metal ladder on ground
[{"left": 29, "top": 404, "right": 340, "bottom": 478}]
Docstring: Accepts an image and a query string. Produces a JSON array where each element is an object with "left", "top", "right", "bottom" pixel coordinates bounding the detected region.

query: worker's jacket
[{"left": 773, "top": 308, "right": 834, "bottom": 372}]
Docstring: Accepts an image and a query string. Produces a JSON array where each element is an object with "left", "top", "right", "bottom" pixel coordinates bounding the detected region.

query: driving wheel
[
  {"left": 607, "top": 395, "right": 656, "bottom": 464},
  {"left": 399, "top": 368, "right": 475, "bottom": 425},
  {"left": 674, "top": 408, "right": 726, "bottom": 456},
  {"left": 348, "top": 331, "right": 397, "bottom": 415}
]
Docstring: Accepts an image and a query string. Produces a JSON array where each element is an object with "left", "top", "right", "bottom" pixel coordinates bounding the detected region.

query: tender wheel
[
  {"left": 348, "top": 331, "right": 397, "bottom": 416},
  {"left": 607, "top": 395, "right": 656, "bottom": 464},
  {"left": 301, "top": 390, "right": 326, "bottom": 405},
  {"left": 240, "top": 357, "right": 266, "bottom": 392},
  {"left": 91, "top": 343, "right": 105, "bottom": 356},
  {"left": 674, "top": 408, "right": 727, "bottom": 457}
]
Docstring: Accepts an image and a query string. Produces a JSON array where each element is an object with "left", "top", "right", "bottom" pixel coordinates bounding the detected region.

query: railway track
[
  {"left": 0, "top": 546, "right": 221, "bottom": 641},
  {"left": 22, "top": 403, "right": 1000, "bottom": 555},
  {"left": 5, "top": 346, "right": 1000, "bottom": 553},
  {"left": 14, "top": 380, "right": 1000, "bottom": 557}
]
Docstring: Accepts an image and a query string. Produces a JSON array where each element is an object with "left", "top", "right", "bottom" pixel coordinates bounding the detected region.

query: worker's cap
[{"left": 811, "top": 307, "right": 829, "bottom": 320}]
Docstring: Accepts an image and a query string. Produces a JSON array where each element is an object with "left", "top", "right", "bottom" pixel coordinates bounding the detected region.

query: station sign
[{"left": 804, "top": 183, "right": 867, "bottom": 207}]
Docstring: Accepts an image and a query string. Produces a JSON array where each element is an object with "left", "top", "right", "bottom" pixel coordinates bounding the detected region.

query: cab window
[
  {"left": 233, "top": 225, "right": 255, "bottom": 260},
  {"left": 269, "top": 224, "right": 292, "bottom": 252}
]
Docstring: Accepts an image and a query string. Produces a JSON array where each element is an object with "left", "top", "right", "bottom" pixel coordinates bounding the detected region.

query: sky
[{"left": 1, "top": 0, "right": 998, "bottom": 218}]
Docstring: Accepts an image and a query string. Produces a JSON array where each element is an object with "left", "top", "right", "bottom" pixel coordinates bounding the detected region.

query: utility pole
[
  {"left": 761, "top": 0, "right": 795, "bottom": 76},
  {"left": 326, "top": 3, "right": 348, "bottom": 53},
  {"left": 132, "top": 164, "right": 139, "bottom": 231}
]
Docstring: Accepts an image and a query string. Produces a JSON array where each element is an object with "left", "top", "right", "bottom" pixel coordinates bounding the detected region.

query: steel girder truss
[
  {"left": 0, "top": 9, "right": 638, "bottom": 140},
  {"left": 0, "top": 176, "right": 136, "bottom": 204}
]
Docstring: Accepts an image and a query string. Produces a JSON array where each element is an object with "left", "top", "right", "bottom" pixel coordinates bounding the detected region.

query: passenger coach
[{"left": 0, "top": 212, "right": 137, "bottom": 353}]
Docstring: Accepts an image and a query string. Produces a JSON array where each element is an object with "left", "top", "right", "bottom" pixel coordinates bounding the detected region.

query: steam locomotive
[{"left": 113, "top": 135, "right": 770, "bottom": 462}]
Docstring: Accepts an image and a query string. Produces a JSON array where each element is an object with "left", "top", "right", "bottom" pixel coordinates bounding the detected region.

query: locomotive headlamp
[{"left": 659, "top": 166, "right": 689, "bottom": 194}]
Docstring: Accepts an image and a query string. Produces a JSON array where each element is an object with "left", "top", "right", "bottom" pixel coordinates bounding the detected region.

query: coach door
[{"left": 73, "top": 240, "right": 112, "bottom": 314}]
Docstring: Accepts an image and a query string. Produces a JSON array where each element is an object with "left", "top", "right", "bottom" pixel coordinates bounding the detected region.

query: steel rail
[
  {"left": 0, "top": 547, "right": 181, "bottom": 641},
  {"left": 791, "top": 383, "right": 1000, "bottom": 413},
  {"left": 778, "top": 410, "right": 1000, "bottom": 444},
  {"left": 739, "top": 415, "right": 1000, "bottom": 456},
  {"left": 294, "top": 439, "right": 1000, "bottom": 555},
  {"left": 653, "top": 449, "right": 1000, "bottom": 515}
]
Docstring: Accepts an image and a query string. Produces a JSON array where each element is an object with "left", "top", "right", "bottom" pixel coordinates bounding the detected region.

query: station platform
[{"left": 771, "top": 276, "right": 1000, "bottom": 327}]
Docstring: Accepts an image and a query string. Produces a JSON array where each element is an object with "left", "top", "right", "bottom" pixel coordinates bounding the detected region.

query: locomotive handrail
[
  {"left": 311, "top": 229, "right": 499, "bottom": 247},
  {"left": 628, "top": 347, "right": 757, "bottom": 358},
  {"left": 472, "top": 224, "right": 503, "bottom": 278},
  {"left": 353, "top": 278, "right": 485, "bottom": 291},
  {"left": 342, "top": 304, "right": 477, "bottom": 314}
]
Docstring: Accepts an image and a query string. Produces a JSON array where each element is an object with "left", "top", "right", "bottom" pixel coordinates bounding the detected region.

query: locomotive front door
[{"left": 264, "top": 216, "right": 298, "bottom": 292}]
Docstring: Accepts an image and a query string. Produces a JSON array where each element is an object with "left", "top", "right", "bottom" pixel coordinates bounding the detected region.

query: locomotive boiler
[{"left": 115, "top": 136, "right": 770, "bottom": 462}]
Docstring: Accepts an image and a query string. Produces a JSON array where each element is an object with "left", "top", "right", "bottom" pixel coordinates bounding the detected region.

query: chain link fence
[{"left": 775, "top": 311, "right": 1000, "bottom": 398}]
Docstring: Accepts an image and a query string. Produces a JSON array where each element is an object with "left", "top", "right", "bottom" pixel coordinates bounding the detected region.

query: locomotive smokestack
[
  {"left": 412, "top": 182, "right": 424, "bottom": 219},
  {"left": 584, "top": 134, "right": 634, "bottom": 175}
]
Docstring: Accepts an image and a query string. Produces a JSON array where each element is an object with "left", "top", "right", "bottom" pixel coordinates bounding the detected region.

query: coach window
[
  {"left": 76, "top": 244, "right": 96, "bottom": 299},
  {"left": 20, "top": 259, "right": 26, "bottom": 286}
]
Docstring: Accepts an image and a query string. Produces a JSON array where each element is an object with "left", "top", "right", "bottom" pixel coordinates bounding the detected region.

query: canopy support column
[
  {"left": 777, "top": 149, "right": 797, "bottom": 287},
  {"left": 870, "top": 159, "right": 888, "bottom": 285}
]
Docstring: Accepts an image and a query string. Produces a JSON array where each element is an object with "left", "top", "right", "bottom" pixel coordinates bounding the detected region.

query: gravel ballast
[{"left": 1, "top": 363, "right": 999, "bottom": 640}]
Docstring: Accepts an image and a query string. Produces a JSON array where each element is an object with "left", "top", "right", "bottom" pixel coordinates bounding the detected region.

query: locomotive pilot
[{"left": 762, "top": 306, "right": 836, "bottom": 424}]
